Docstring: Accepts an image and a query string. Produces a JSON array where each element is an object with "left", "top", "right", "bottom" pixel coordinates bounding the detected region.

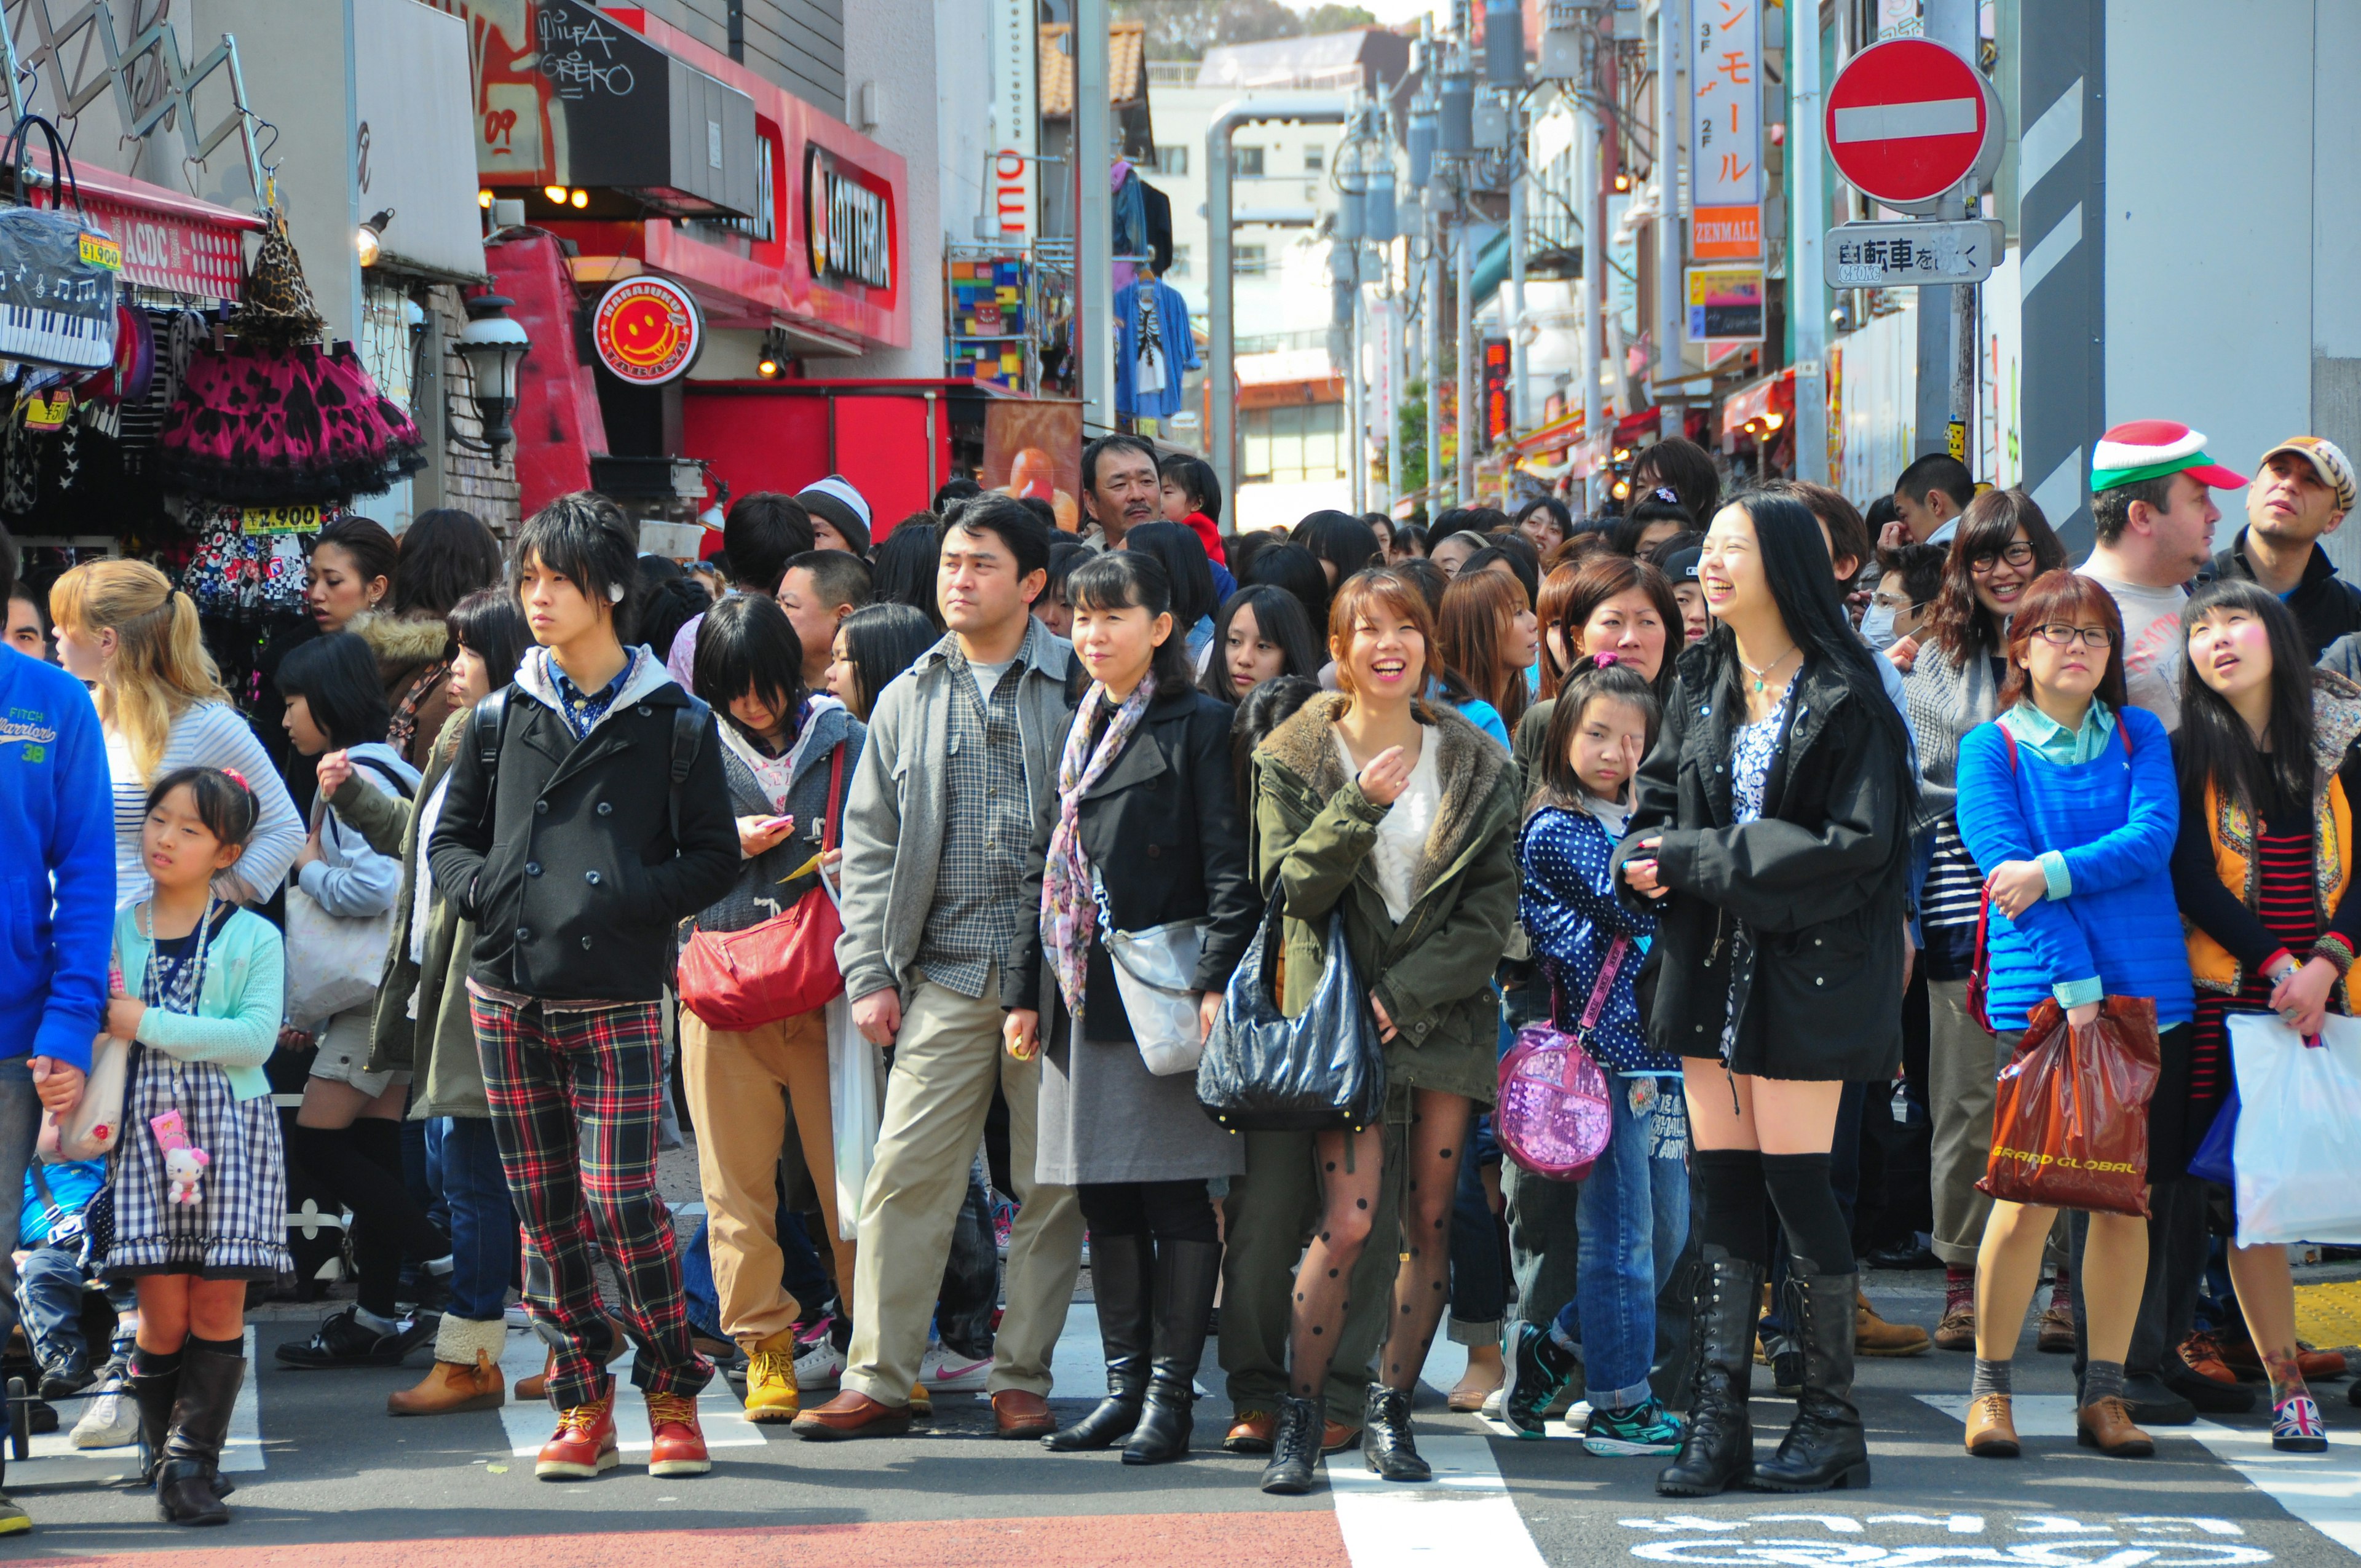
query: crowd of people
[{"left": 0, "top": 413, "right": 2356, "bottom": 1532}]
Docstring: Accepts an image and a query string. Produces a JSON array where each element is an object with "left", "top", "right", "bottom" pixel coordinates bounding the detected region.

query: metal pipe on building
[
  {"left": 1424, "top": 201, "right": 1444, "bottom": 517},
  {"left": 1075, "top": 0, "right": 1115, "bottom": 438},
  {"left": 1204, "top": 94, "right": 1352, "bottom": 514},
  {"left": 1789, "top": 0, "right": 1829, "bottom": 482},
  {"left": 1578, "top": 86, "right": 1603, "bottom": 510},
  {"left": 1508, "top": 131, "right": 1529, "bottom": 434},
  {"left": 1456, "top": 210, "right": 1476, "bottom": 505},
  {"left": 1349, "top": 253, "right": 1367, "bottom": 511}
]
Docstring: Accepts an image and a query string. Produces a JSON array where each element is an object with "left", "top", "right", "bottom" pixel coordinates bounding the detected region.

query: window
[
  {"left": 1168, "top": 244, "right": 1192, "bottom": 278},
  {"left": 1303, "top": 146, "right": 1324, "bottom": 173},
  {"left": 1232, "top": 245, "right": 1267, "bottom": 276},
  {"left": 1232, "top": 145, "right": 1264, "bottom": 178},
  {"left": 1153, "top": 145, "right": 1188, "bottom": 176},
  {"left": 1240, "top": 402, "right": 1347, "bottom": 484}
]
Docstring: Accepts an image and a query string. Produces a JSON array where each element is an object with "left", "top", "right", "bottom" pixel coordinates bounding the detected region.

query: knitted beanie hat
[
  {"left": 2090, "top": 421, "right": 2248, "bottom": 493},
  {"left": 798, "top": 475, "right": 872, "bottom": 555}
]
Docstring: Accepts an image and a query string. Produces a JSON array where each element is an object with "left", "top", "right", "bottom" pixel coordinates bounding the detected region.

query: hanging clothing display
[
  {"left": 1139, "top": 180, "right": 1174, "bottom": 277},
  {"left": 1115, "top": 277, "right": 1200, "bottom": 421},
  {"left": 155, "top": 340, "right": 425, "bottom": 505}
]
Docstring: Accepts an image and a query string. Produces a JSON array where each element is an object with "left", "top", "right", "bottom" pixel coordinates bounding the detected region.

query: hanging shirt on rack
[
  {"left": 1112, "top": 163, "right": 1150, "bottom": 293},
  {"left": 1115, "top": 279, "right": 1202, "bottom": 421}
]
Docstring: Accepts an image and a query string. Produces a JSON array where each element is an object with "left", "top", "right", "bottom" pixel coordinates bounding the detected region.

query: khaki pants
[
  {"left": 679, "top": 1008, "right": 858, "bottom": 1350},
  {"left": 1926, "top": 978, "right": 2006, "bottom": 1267},
  {"left": 843, "top": 972, "right": 1083, "bottom": 1403}
]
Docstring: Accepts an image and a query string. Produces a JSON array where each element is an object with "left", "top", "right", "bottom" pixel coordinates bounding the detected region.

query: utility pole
[
  {"left": 1349, "top": 254, "right": 1367, "bottom": 511},
  {"left": 1577, "top": 71, "right": 1603, "bottom": 511},
  {"left": 1455, "top": 210, "right": 1476, "bottom": 505},
  {"left": 1655, "top": 0, "right": 1685, "bottom": 438},
  {"left": 1507, "top": 117, "right": 1529, "bottom": 434},
  {"left": 1075, "top": 0, "right": 1113, "bottom": 438},
  {"left": 1924, "top": 0, "right": 1976, "bottom": 468},
  {"left": 1425, "top": 199, "right": 1444, "bottom": 516},
  {"left": 1789, "top": 0, "right": 1829, "bottom": 482}
]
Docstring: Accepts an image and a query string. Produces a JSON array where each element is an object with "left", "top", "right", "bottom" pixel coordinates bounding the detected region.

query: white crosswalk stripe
[
  {"left": 494, "top": 1323, "right": 764, "bottom": 1457},
  {"left": 9, "top": 1326, "right": 264, "bottom": 1488}
]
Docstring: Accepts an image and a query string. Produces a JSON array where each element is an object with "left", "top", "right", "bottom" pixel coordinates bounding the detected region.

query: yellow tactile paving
[{"left": 2291, "top": 1278, "right": 2361, "bottom": 1350}]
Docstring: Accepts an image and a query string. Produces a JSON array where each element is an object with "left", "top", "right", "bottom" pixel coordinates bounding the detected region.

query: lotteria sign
[{"left": 805, "top": 145, "right": 893, "bottom": 292}]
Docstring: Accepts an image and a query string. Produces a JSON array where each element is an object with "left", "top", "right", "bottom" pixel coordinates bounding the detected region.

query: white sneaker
[
  {"left": 71, "top": 1385, "right": 138, "bottom": 1449},
  {"left": 917, "top": 1344, "right": 992, "bottom": 1393},
  {"left": 793, "top": 1339, "right": 847, "bottom": 1388}
]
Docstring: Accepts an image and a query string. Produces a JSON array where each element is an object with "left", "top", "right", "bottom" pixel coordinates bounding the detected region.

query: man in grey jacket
[{"left": 794, "top": 496, "right": 1085, "bottom": 1441}]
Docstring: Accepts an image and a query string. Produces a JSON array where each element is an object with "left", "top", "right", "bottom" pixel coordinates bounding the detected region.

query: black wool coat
[
  {"left": 429, "top": 676, "right": 739, "bottom": 1002},
  {"left": 1013, "top": 682, "right": 1259, "bottom": 1039},
  {"left": 1614, "top": 638, "right": 1913, "bottom": 1082}
]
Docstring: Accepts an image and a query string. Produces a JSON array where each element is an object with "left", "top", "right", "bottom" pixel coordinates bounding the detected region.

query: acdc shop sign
[{"left": 805, "top": 145, "right": 893, "bottom": 292}]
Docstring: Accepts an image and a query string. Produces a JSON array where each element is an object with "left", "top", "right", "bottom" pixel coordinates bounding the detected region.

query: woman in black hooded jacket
[{"left": 1616, "top": 493, "right": 1915, "bottom": 1499}]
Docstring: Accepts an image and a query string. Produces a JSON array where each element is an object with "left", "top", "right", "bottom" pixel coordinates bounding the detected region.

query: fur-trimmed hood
[
  {"left": 1257, "top": 691, "right": 1511, "bottom": 907},
  {"left": 347, "top": 609, "right": 453, "bottom": 679}
]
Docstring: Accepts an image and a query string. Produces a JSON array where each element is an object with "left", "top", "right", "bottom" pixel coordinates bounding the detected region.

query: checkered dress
[
  {"left": 105, "top": 906, "right": 291, "bottom": 1282},
  {"left": 912, "top": 654, "right": 1036, "bottom": 999}
]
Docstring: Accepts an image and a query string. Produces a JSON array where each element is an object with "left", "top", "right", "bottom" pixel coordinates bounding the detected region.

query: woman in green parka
[
  {"left": 314, "top": 589, "right": 531, "bottom": 1417},
  {"left": 1249, "top": 566, "right": 1521, "bottom": 1493}
]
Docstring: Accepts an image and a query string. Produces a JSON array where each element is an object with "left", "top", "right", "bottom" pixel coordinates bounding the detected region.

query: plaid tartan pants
[{"left": 471, "top": 989, "right": 713, "bottom": 1409}]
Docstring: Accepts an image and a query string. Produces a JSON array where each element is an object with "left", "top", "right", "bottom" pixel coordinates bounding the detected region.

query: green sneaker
[
  {"left": 0, "top": 1491, "right": 29, "bottom": 1535},
  {"left": 1583, "top": 1397, "right": 1683, "bottom": 1457},
  {"left": 1501, "top": 1323, "right": 1578, "bottom": 1438}
]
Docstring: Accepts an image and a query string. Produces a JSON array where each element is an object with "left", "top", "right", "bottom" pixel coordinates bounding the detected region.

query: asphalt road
[{"left": 4, "top": 1276, "right": 2357, "bottom": 1568}]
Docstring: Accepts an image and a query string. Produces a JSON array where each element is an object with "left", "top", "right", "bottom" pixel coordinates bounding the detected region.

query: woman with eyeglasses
[
  {"left": 1897, "top": 490, "right": 2070, "bottom": 1356},
  {"left": 1951, "top": 570, "right": 2191, "bottom": 1463}
]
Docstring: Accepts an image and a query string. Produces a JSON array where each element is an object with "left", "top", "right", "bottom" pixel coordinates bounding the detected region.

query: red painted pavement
[{"left": 12, "top": 1511, "right": 1352, "bottom": 1567}]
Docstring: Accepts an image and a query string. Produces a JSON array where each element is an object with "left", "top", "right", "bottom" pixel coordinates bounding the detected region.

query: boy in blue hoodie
[{"left": 0, "top": 524, "right": 113, "bottom": 1535}]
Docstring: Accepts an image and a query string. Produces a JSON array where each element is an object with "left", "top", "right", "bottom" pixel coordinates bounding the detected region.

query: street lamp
[{"left": 456, "top": 291, "right": 531, "bottom": 462}]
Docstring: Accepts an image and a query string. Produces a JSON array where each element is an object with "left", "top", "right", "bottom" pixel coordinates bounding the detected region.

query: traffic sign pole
[{"left": 1928, "top": 0, "right": 1977, "bottom": 468}]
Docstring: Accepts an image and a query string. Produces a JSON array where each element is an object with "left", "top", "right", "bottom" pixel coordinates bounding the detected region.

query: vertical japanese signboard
[
  {"left": 988, "top": 0, "right": 1038, "bottom": 239},
  {"left": 1482, "top": 338, "right": 1512, "bottom": 442},
  {"left": 1691, "top": 0, "right": 1761, "bottom": 208}
]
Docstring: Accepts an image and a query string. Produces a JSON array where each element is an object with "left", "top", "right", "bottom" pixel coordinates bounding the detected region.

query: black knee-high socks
[
  {"left": 1694, "top": 1147, "right": 1855, "bottom": 1275},
  {"left": 290, "top": 1122, "right": 448, "bottom": 1318},
  {"left": 1763, "top": 1152, "right": 1855, "bottom": 1275}
]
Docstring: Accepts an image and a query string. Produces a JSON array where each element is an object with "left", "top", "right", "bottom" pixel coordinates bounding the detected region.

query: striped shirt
[{"left": 106, "top": 702, "right": 305, "bottom": 908}]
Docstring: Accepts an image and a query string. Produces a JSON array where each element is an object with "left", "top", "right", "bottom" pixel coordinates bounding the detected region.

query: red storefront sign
[
  {"left": 25, "top": 157, "right": 259, "bottom": 301},
  {"left": 1482, "top": 338, "right": 1511, "bottom": 443}
]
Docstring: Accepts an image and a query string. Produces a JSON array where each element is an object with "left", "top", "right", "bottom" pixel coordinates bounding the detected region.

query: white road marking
[
  {"left": 496, "top": 1324, "right": 764, "bottom": 1457},
  {"left": 1331, "top": 1434, "right": 1548, "bottom": 1567},
  {"left": 11, "top": 1327, "right": 264, "bottom": 1489},
  {"left": 1922, "top": 1393, "right": 2361, "bottom": 1558}
]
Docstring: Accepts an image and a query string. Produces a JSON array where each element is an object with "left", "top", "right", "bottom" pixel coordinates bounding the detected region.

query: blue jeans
[
  {"left": 0, "top": 1059, "right": 40, "bottom": 1443},
  {"left": 17, "top": 1246, "right": 92, "bottom": 1372},
  {"left": 1553, "top": 1075, "right": 1690, "bottom": 1412},
  {"left": 425, "top": 1116, "right": 519, "bottom": 1322},
  {"left": 1449, "top": 1121, "right": 1507, "bottom": 1343}
]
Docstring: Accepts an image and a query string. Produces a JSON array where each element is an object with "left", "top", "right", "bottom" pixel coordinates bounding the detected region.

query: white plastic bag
[
  {"left": 1105, "top": 918, "right": 1211, "bottom": 1076},
  {"left": 2228, "top": 1012, "right": 2361, "bottom": 1246}
]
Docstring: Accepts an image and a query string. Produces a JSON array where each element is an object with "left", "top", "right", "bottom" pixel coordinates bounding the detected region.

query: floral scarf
[{"left": 1040, "top": 673, "right": 1157, "bottom": 1015}]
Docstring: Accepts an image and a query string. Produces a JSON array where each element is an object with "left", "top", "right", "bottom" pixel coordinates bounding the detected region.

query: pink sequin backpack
[{"left": 1495, "top": 938, "right": 1624, "bottom": 1180}]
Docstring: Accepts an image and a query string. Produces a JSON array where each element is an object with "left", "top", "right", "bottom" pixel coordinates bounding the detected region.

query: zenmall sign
[{"left": 806, "top": 145, "right": 893, "bottom": 291}]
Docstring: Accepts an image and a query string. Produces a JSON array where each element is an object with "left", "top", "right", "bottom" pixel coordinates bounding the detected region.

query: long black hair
[
  {"left": 1067, "top": 549, "right": 1195, "bottom": 696},
  {"left": 871, "top": 517, "right": 944, "bottom": 629},
  {"left": 2175, "top": 577, "right": 2316, "bottom": 817},
  {"left": 1292, "top": 510, "right": 1382, "bottom": 584},
  {"left": 393, "top": 509, "right": 504, "bottom": 620},
  {"left": 1240, "top": 540, "right": 1329, "bottom": 636},
  {"left": 1119, "top": 520, "right": 1217, "bottom": 630},
  {"left": 275, "top": 631, "right": 391, "bottom": 749},
  {"left": 834, "top": 601, "right": 938, "bottom": 721},
  {"left": 1200, "top": 585, "right": 1319, "bottom": 703},
  {"left": 1715, "top": 491, "right": 1915, "bottom": 803},
  {"left": 693, "top": 593, "right": 805, "bottom": 742},
  {"left": 1922, "top": 487, "right": 2068, "bottom": 660},
  {"left": 1532, "top": 654, "right": 1662, "bottom": 815}
]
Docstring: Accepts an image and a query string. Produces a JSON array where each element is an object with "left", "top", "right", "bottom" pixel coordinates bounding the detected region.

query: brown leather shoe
[
  {"left": 1224, "top": 1409, "right": 1275, "bottom": 1454},
  {"left": 516, "top": 1350, "right": 551, "bottom": 1404},
  {"left": 1856, "top": 1293, "right": 1932, "bottom": 1357},
  {"left": 791, "top": 1390, "right": 913, "bottom": 1442},
  {"left": 992, "top": 1389, "right": 1056, "bottom": 1438},
  {"left": 390, "top": 1353, "right": 505, "bottom": 1416},
  {"left": 2037, "top": 1300, "right": 2078, "bottom": 1355},
  {"left": 1965, "top": 1392, "right": 2020, "bottom": 1457},
  {"left": 1934, "top": 1302, "right": 1977, "bottom": 1352},
  {"left": 1321, "top": 1420, "right": 1360, "bottom": 1454},
  {"left": 2076, "top": 1396, "right": 2154, "bottom": 1457},
  {"left": 2178, "top": 1332, "right": 2240, "bottom": 1387}
]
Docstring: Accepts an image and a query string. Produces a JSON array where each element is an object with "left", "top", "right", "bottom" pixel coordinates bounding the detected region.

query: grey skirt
[{"left": 1037, "top": 1002, "right": 1244, "bottom": 1187}]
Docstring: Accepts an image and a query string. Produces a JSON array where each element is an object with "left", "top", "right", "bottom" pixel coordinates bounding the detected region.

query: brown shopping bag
[{"left": 1977, "top": 995, "right": 2162, "bottom": 1218}]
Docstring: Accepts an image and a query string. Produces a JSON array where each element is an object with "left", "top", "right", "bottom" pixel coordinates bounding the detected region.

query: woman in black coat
[
  {"left": 1008, "top": 550, "right": 1256, "bottom": 1466},
  {"left": 1617, "top": 493, "right": 1915, "bottom": 1499}
]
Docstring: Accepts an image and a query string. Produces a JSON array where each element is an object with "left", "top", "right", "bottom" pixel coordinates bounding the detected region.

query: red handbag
[{"left": 678, "top": 745, "right": 848, "bottom": 1032}]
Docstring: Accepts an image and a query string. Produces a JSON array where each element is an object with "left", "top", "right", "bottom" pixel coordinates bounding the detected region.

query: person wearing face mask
[
  {"left": 1859, "top": 544, "right": 1944, "bottom": 655},
  {"left": 1898, "top": 491, "right": 2071, "bottom": 1355}
]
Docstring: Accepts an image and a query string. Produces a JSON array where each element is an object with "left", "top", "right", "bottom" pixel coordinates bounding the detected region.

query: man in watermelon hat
[{"left": 2078, "top": 420, "right": 2247, "bottom": 731}]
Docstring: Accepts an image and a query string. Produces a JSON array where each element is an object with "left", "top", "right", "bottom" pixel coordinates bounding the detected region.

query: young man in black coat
[{"left": 429, "top": 493, "right": 738, "bottom": 1483}]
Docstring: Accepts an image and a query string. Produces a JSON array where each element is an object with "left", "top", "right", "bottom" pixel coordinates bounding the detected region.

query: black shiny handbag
[{"left": 1196, "top": 904, "right": 1387, "bottom": 1133}]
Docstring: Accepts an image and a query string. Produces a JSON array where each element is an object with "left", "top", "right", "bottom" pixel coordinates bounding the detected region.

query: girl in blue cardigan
[
  {"left": 1953, "top": 571, "right": 2192, "bottom": 1467},
  {"left": 101, "top": 767, "right": 288, "bottom": 1527}
]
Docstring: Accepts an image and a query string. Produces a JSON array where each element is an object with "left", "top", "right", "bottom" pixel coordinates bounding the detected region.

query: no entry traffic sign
[{"left": 1824, "top": 38, "right": 2002, "bottom": 212}]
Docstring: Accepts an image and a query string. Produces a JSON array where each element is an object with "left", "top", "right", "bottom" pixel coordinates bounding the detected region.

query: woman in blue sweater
[{"left": 1953, "top": 569, "right": 2192, "bottom": 1465}]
